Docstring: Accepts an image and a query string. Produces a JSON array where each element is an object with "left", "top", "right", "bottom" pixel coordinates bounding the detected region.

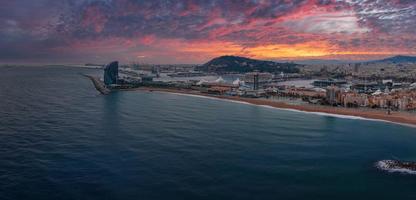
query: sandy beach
[{"left": 132, "top": 87, "right": 416, "bottom": 127}]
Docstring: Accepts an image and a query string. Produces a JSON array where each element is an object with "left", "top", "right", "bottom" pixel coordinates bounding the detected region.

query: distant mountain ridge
[
  {"left": 198, "top": 55, "right": 300, "bottom": 73},
  {"left": 287, "top": 59, "right": 358, "bottom": 65},
  {"left": 283, "top": 55, "right": 416, "bottom": 65},
  {"left": 369, "top": 55, "right": 416, "bottom": 64}
]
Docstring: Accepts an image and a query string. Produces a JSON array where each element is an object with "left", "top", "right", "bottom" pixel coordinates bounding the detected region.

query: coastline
[{"left": 131, "top": 87, "right": 416, "bottom": 128}]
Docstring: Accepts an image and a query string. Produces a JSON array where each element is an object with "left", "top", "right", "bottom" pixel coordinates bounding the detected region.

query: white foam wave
[
  {"left": 258, "top": 105, "right": 369, "bottom": 120},
  {"left": 163, "top": 92, "right": 253, "bottom": 105},
  {"left": 169, "top": 92, "right": 219, "bottom": 101},
  {"left": 256, "top": 105, "right": 409, "bottom": 127},
  {"left": 376, "top": 160, "right": 416, "bottom": 175},
  {"left": 154, "top": 91, "right": 416, "bottom": 128}
]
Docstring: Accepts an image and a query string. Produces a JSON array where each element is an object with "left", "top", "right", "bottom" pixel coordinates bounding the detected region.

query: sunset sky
[{"left": 1, "top": 0, "right": 415, "bottom": 64}]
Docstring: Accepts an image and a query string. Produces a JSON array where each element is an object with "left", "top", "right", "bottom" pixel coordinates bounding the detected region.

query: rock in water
[{"left": 376, "top": 160, "right": 416, "bottom": 174}]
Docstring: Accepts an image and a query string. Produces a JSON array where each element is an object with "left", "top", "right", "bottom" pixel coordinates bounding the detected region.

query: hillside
[
  {"left": 370, "top": 55, "right": 416, "bottom": 64},
  {"left": 197, "top": 56, "right": 300, "bottom": 73}
]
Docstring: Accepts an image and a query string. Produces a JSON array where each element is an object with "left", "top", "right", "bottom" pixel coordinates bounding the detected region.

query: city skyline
[{"left": 1, "top": 0, "right": 416, "bottom": 64}]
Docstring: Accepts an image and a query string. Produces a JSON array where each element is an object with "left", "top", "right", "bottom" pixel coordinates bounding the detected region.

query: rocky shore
[{"left": 376, "top": 160, "right": 416, "bottom": 174}]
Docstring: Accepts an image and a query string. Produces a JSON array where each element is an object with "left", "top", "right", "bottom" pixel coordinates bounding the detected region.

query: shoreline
[{"left": 129, "top": 87, "right": 416, "bottom": 128}]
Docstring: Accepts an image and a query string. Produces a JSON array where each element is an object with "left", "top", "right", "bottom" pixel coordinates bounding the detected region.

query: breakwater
[{"left": 83, "top": 74, "right": 111, "bottom": 95}]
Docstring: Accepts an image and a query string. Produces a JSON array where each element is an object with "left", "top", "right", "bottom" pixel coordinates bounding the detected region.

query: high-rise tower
[{"left": 104, "top": 61, "right": 119, "bottom": 85}]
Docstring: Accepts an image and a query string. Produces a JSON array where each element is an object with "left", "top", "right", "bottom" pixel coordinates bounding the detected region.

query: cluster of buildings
[
  {"left": 326, "top": 86, "right": 416, "bottom": 111},
  {"left": 98, "top": 60, "right": 416, "bottom": 111},
  {"left": 300, "top": 62, "right": 416, "bottom": 81}
]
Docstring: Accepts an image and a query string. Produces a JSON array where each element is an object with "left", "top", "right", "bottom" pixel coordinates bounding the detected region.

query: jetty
[{"left": 83, "top": 74, "right": 111, "bottom": 95}]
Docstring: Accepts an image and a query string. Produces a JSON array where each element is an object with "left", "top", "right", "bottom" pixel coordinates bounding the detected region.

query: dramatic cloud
[{"left": 0, "top": 0, "right": 415, "bottom": 64}]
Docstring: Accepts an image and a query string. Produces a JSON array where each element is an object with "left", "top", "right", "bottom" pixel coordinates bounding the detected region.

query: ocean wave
[
  {"left": 250, "top": 105, "right": 412, "bottom": 128},
  {"left": 163, "top": 92, "right": 253, "bottom": 105},
  {"left": 156, "top": 91, "right": 416, "bottom": 128},
  {"left": 376, "top": 160, "right": 416, "bottom": 175},
  {"left": 258, "top": 105, "right": 367, "bottom": 119}
]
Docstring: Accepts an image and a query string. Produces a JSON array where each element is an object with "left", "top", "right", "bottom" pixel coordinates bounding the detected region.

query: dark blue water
[{"left": 1, "top": 66, "right": 416, "bottom": 200}]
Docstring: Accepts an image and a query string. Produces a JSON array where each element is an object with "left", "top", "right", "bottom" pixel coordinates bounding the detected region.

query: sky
[{"left": 1, "top": 0, "right": 416, "bottom": 64}]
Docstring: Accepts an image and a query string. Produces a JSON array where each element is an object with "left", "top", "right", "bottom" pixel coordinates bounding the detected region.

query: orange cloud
[{"left": 245, "top": 42, "right": 332, "bottom": 59}]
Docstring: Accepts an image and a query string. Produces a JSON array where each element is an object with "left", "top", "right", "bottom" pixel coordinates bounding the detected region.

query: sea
[{"left": 1, "top": 66, "right": 416, "bottom": 200}]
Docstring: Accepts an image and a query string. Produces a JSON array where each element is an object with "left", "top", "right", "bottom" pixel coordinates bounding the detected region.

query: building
[
  {"left": 207, "top": 86, "right": 231, "bottom": 95},
  {"left": 313, "top": 79, "right": 347, "bottom": 88},
  {"left": 141, "top": 76, "right": 154, "bottom": 82},
  {"left": 241, "top": 89, "right": 266, "bottom": 98},
  {"left": 104, "top": 61, "right": 119, "bottom": 85},
  {"left": 326, "top": 86, "right": 341, "bottom": 105},
  {"left": 281, "top": 87, "right": 325, "bottom": 98},
  {"left": 242, "top": 72, "right": 273, "bottom": 83},
  {"left": 351, "top": 82, "right": 379, "bottom": 93},
  {"left": 341, "top": 92, "right": 369, "bottom": 107}
]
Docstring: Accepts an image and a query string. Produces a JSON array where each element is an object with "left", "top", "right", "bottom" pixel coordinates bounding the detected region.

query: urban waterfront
[{"left": 1, "top": 66, "right": 416, "bottom": 199}]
